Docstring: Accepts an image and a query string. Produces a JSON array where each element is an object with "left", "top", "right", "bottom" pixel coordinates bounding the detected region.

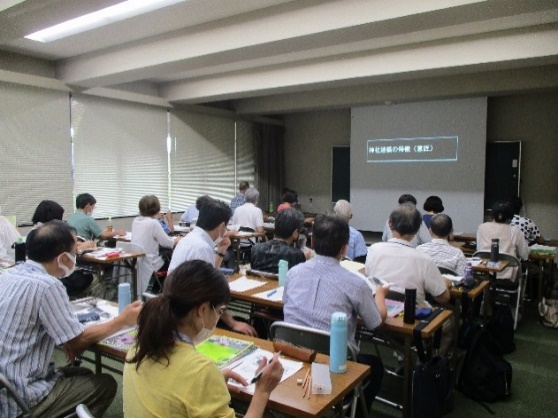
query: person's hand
[
  {"left": 117, "top": 300, "right": 142, "bottom": 327},
  {"left": 77, "top": 240, "right": 96, "bottom": 251},
  {"left": 217, "top": 235, "right": 231, "bottom": 253},
  {"left": 222, "top": 368, "right": 249, "bottom": 393},
  {"left": 231, "top": 320, "right": 258, "bottom": 337},
  {"left": 254, "top": 353, "right": 284, "bottom": 395},
  {"left": 115, "top": 229, "right": 126, "bottom": 236},
  {"left": 375, "top": 283, "right": 390, "bottom": 298}
]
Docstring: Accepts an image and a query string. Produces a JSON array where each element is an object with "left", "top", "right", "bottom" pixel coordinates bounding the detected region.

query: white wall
[{"left": 284, "top": 92, "right": 558, "bottom": 237}]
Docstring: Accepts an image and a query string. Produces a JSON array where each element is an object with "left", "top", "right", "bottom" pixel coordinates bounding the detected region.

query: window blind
[
  {"left": 235, "top": 120, "right": 256, "bottom": 190},
  {"left": 71, "top": 94, "right": 168, "bottom": 218},
  {"left": 169, "top": 110, "right": 235, "bottom": 212},
  {"left": 0, "top": 82, "right": 73, "bottom": 223}
]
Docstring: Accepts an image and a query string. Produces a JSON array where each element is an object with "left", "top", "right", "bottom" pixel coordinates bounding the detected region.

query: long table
[
  {"left": 226, "top": 273, "right": 453, "bottom": 417},
  {"left": 79, "top": 251, "right": 145, "bottom": 301},
  {"left": 89, "top": 327, "right": 370, "bottom": 418}
]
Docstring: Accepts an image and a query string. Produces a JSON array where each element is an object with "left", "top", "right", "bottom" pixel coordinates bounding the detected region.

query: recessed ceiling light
[{"left": 25, "top": 0, "right": 185, "bottom": 43}]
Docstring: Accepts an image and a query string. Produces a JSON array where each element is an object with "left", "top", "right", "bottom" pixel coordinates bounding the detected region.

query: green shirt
[{"left": 67, "top": 211, "right": 103, "bottom": 240}]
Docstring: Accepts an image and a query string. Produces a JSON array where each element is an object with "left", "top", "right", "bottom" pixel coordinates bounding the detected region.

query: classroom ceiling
[{"left": 1, "top": 0, "right": 558, "bottom": 115}]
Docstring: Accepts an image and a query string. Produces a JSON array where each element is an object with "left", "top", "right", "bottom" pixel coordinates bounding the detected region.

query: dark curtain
[{"left": 254, "top": 123, "right": 285, "bottom": 213}]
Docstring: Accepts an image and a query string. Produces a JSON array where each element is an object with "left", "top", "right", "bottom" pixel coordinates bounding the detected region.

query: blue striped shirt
[
  {"left": 0, "top": 261, "right": 84, "bottom": 417},
  {"left": 347, "top": 226, "right": 368, "bottom": 260},
  {"left": 283, "top": 255, "right": 382, "bottom": 354}
]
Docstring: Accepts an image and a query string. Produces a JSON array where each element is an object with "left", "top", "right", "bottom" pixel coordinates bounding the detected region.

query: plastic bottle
[
  {"left": 278, "top": 259, "right": 288, "bottom": 287},
  {"left": 330, "top": 312, "right": 348, "bottom": 373},
  {"left": 118, "top": 283, "right": 131, "bottom": 313},
  {"left": 107, "top": 216, "right": 113, "bottom": 233},
  {"left": 14, "top": 237, "right": 26, "bottom": 263},
  {"left": 464, "top": 261, "right": 473, "bottom": 280},
  {"left": 269, "top": 201, "right": 275, "bottom": 214}
]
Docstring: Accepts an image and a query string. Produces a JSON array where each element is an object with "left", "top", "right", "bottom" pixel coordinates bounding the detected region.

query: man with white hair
[
  {"left": 231, "top": 187, "right": 264, "bottom": 233},
  {"left": 334, "top": 199, "right": 367, "bottom": 262}
]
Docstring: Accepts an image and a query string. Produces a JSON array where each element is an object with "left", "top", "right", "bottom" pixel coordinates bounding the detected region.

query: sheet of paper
[
  {"left": 71, "top": 298, "right": 119, "bottom": 328},
  {"left": 442, "top": 274, "right": 464, "bottom": 283},
  {"left": 226, "top": 348, "right": 303, "bottom": 394},
  {"left": 252, "top": 286, "right": 284, "bottom": 302},
  {"left": 114, "top": 232, "right": 132, "bottom": 240},
  {"left": 386, "top": 299, "right": 405, "bottom": 318},
  {"left": 340, "top": 259, "right": 365, "bottom": 272},
  {"left": 234, "top": 231, "right": 256, "bottom": 237},
  {"left": 467, "top": 257, "right": 483, "bottom": 267},
  {"left": 173, "top": 225, "right": 190, "bottom": 232},
  {"left": 228, "top": 276, "right": 267, "bottom": 292}
]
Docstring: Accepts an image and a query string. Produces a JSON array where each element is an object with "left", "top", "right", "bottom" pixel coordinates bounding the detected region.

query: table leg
[
  {"left": 95, "top": 351, "right": 102, "bottom": 375},
  {"left": 235, "top": 239, "right": 241, "bottom": 272},
  {"left": 402, "top": 336, "right": 412, "bottom": 418}
]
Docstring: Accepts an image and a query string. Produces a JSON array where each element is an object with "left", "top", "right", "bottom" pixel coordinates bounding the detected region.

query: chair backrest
[
  {"left": 142, "top": 292, "right": 159, "bottom": 302},
  {"left": 0, "top": 372, "right": 32, "bottom": 417},
  {"left": 438, "top": 266, "right": 458, "bottom": 275},
  {"left": 472, "top": 251, "right": 521, "bottom": 268},
  {"left": 270, "top": 321, "right": 357, "bottom": 361}
]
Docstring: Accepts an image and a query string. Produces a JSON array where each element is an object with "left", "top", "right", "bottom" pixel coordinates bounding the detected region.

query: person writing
[{"left": 123, "top": 260, "right": 284, "bottom": 418}]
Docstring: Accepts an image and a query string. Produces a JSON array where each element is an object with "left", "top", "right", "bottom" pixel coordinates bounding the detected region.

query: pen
[
  {"left": 251, "top": 351, "right": 281, "bottom": 384},
  {"left": 266, "top": 289, "right": 277, "bottom": 297}
]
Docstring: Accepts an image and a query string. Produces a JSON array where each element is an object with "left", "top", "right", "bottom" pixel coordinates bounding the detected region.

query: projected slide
[{"left": 367, "top": 136, "right": 458, "bottom": 163}]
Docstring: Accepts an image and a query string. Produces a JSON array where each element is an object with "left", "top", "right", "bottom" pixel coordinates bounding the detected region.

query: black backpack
[
  {"left": 486, "top": 305, "right": 515, "bottom": 354},
  {"left": 459, "top": 328, "right": 512, "bottom": 403}
]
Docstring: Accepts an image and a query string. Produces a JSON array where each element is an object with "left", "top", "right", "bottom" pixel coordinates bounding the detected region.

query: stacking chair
[
  {"left": 0, "top": 372, "right": 33, "bottom": 417},
  {"left": 472, "top": 251, "right": 527, "bottom": 329},
  {"left": 270, "top": 321, "right": 368, "bottom": 418}
]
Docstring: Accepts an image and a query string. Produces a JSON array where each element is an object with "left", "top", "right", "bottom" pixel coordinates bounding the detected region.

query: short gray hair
[
  {"left": 333, "top": 199, "right": 352, "bottom": 222},
  {"left": 244, "top": 187, "right": 259, "bottom": 203},
  {"left": 389, "top": 204, "right": 421, "bottom": 235}
]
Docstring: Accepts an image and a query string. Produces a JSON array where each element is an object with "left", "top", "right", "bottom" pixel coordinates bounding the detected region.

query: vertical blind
[
  {"left": 169, "top": 110, "right": 236, "bottom": 211},
  {"left": 0, "top": 82, "right": 73, "bottom": 223},
  {"left": 71, "top": 94, "right": 168, "bottom": 218}
]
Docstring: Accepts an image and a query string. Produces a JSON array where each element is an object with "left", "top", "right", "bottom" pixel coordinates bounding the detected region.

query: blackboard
[
  {"left": 484, "top": 141, "right": 521, "bottom": 210},
  {"left": 332, "top": 146, "right": 350, "bottom": 202}
]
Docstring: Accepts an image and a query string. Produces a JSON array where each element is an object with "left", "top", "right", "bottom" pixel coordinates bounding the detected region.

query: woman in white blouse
[{"left": 477, "top": 201, "right": 529, "bottom": 283}]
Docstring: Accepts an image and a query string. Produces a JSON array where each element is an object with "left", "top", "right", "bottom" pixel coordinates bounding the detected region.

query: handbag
[{"left": 411, "top": 310, "right": 455, "bottom": 418}]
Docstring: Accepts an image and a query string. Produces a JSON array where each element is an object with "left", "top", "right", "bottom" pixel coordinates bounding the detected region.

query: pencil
[
  {"left": 301, "top": 368, "right": 310, "bottom": 396},
  {"left": 308, "top": 376, "right": 312, "bottom": 399}
]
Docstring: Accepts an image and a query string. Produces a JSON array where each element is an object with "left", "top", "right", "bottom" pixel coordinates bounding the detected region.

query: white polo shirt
[{"left": 231, "top": 203, "right": 263, "bottom": 231}]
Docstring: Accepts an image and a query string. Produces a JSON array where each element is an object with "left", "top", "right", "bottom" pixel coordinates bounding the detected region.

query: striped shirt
[
  {"left": 0, "top": 261, "right": 83, "bottom": 417},
  {"left": 417, "top": 239, "right": 467, "bottom": 276},
  {"left": 283, "top": 255, "right": 382, "bottom": 354},
  {"left": 347, "top": 226, "right": 368, "bottom": 260}
]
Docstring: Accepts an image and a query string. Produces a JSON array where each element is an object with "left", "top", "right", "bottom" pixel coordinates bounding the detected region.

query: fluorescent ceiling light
[
  {"left": 25, "top": 0, "right": 185, "bottom": 43},
  {"left": 0, "top": 0, "right": 26, "bottom": 13}
]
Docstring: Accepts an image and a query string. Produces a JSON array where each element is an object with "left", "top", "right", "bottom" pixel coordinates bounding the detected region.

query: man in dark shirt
[{"left": 251, "top": 208, "right": 307, "bottom": 273}]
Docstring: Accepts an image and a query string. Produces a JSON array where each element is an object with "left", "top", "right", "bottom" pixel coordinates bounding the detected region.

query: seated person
[
  {"left": 132, "top": 195, "right": 181, "bottom": 280},
  {"left": 67, "top": 193, "right": 126, "bottom": 241},
  {"left": 168, "top": 198, "right": 256, "bottom": 336},
  {"left": 333, "top": 199, "right": 367, "bottom": 262},
  {"left": 230, "top": 180, "right": 250, "bottom": 214},
  {"left": 382, "top": 194, "right": 431, "bottom": 247},
  {"left": 31, "top": 200, "right": 98, "bottom": 297},
  {"left": 181, "top": 194, "right": 212, "bottom": 225},
  {"left": 0, "top": 220, "right": 140, "bottom": 418},
  {"left": 477, "top": 201, "right": 528, "bottom": 283},
  {"left": 231, "top": 187, "right": 264, "bottom": 234},
  {"left": 124, "top": 260, "right": 283, "bottom": 418},
  {"left": 417, "top": 214, "right": 467, "bottom": 276},
  {"left": 0, "top": 213, "right": 21, "bottom": 261},
  {"left": 422, "top": 195, "right": 444, "bottom": 229},
  {"left": 367, "top": 205, "right": 452, "bottom": 353},
  {"left": 283, "top": 214, "right": 388, "bottom": 412},
  {"left": 509, "top": 196, "right": 545, "bottom": 245},
  {"left": 251, "top": 208, "right": 308, "bottom": 273},
  {"left": 277, "top": 190, "right": 298, "bottom": 213},
  {"left": 367, "top": 204, "right": 450, "bottom": 307}
]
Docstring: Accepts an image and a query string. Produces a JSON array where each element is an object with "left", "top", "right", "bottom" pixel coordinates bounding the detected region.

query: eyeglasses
[{"left": 213, "top": 305, "right": 227, "bottom": 317}]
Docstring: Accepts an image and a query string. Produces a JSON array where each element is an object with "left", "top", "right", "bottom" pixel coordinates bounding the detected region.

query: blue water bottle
[
  {"left": 278, "top": 259, "right": 288, "bottom": 287},
  {"left": 118, "top": 283, "right": 131, "bottom": 314},
  {"left": 330, "top": 312, "right": 348, "bottom": 373}
]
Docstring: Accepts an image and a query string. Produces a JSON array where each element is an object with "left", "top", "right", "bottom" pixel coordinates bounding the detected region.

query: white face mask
[
  {"left": 213, "top": 224, "right": 225, "bottom": 246},
  {"left": 58, "top": 252, "right": 76, "bottom": 278},
  {"left": 193, "top": 306, "right": 220, "bottom": 345}
]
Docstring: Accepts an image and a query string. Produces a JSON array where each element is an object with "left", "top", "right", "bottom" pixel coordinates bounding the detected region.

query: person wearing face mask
[
  {"left": 0, "top": 220, "right": 142, "bottom": 418},
  {"left": 124, "top": 260, "right": 283, "bottom": 418},
  {"left": 168, "top": 198, "right": 257, "bottom": 337},
  {"left": 67, "top": 193, "right": 126, "bottom": 241}
]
